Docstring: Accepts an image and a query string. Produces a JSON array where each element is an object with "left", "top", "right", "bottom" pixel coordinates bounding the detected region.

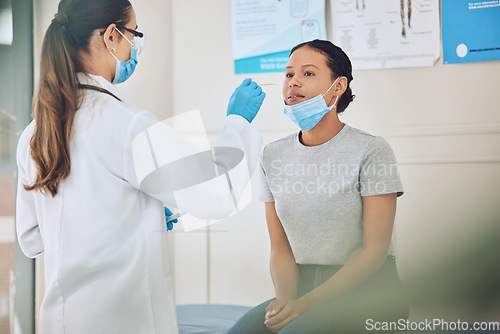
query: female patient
[{"left": 229, "top": 40, "right": 409, "bottom": 333}]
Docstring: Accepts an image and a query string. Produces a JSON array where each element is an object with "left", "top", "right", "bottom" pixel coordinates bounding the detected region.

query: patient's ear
[{"left": 335, "top": 76, "right": 348, "bottom": 95}]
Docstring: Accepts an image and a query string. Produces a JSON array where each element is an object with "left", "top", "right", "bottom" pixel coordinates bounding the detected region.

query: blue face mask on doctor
[
  {"left": 106, "top": 28, "right": 139, "bottom": 85},
  {"left": 283, "top": 77, "right": 341, "bottom": 131}
]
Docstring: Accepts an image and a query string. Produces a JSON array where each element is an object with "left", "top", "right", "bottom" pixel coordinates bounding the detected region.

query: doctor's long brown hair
[{"left": 25, "top": 0, "right": 132, "bottom": 196}]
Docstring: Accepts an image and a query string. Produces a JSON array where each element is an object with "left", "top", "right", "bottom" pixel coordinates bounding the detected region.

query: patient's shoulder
[{"left": 262, "top": 133, "right": 296, "bottom": 158}]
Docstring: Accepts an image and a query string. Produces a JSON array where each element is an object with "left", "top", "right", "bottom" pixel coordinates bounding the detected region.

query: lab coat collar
[{"left": 77, "top": 73, "right": 126, "bottom": 103}]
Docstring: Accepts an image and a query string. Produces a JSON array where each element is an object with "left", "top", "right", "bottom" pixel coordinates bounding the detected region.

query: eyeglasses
[
  {"left": 100, "top": 24, "right": 143, "bottom": 38},
  {"left": 115, "top": 24, "right": 143, "bottom": 38},
  {"left": 100, "top": 24, "right": 147, "bottom": 55}
]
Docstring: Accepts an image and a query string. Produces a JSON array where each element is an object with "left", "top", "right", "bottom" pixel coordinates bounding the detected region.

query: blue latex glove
[
  {"left": 227, "top": 78, "right": 266, "bottom": 123},
  {"left": 164, "top": 207, "right": 178, "bottom": 231}
]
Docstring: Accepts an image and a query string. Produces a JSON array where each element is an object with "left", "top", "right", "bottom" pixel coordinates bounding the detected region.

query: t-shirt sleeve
[
  {"left": 259, "top": 147, "right": 275, "bottom": 202},
  {"left": 359, "top": 136, "right": 404, "bottom": 197}
]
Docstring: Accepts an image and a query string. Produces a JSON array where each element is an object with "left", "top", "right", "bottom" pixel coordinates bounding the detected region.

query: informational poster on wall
[
  {"left": 442, "top": 0, "right": 500, "bottom": 64},
  {"left": 232, "top": 0, "right": 326, "bottom": 74},
  {"left": 329, "top": 0, "right": 440, "bottom": 70}
]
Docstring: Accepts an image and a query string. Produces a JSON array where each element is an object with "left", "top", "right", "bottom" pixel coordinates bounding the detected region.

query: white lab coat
[{"left": 16, "top": 73, "right": 262, "bottom": 334}]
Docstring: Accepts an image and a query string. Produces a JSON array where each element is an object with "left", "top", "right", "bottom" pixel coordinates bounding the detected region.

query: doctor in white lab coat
[{"left": 15, "top": 1, "right": 265, "bottom": 333}]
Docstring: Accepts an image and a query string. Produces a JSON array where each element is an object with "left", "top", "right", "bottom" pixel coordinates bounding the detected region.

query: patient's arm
[
  {"left": 264, "top": 193, "right": 397, "bottom": 331},
  {"left": 298, "top": 193, "right": 396, "bottom": 311},
  {"left": 265, "top": 202, "right": 299, "bottom": 312}
]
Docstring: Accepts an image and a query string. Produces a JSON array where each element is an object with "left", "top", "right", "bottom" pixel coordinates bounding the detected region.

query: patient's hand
[
  {"left": 265, "top": 298, "right": 289, "bottom": 321},
  {"left": 264, "top": 299, "right": 306, "bottom": 333}
]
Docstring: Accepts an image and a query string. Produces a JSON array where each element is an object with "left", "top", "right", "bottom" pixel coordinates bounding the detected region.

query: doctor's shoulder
[{"left": 94, "top": 95, "right": 159, "bottom": 136}]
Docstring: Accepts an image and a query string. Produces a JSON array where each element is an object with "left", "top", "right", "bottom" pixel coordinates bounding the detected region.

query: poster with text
[
  {"left": 232, "top": 0, "right": 326, "bottom": 74},
  {"left": 329, "top": 0, "right": 440, "bottom": 70},
  {"left": 442, "top": 0, "right": 500, "bottom": 64}
]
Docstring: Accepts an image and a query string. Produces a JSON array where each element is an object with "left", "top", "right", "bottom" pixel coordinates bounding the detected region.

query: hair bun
[{"left": 53, "top": 12, "right": 69, "bottom": 26}]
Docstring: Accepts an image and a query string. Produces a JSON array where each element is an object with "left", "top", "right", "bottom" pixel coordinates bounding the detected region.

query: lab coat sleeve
[
  {"left": 123, "top": 111, "right": 262, "bottom": 220},
  {"left": 215, "top": 115, "right": 262, "bottom": 178},
  {"left": 15, "top": 126, "right": 44, "bottom": 258}
]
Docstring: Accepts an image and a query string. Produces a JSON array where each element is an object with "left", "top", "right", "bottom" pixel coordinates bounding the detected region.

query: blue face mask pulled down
[
  {"left": 283, "top": 77, "right": 340, "bottom": 131},
  {"left": 106, "top": 31, "right": 139, "bottom": 85}
]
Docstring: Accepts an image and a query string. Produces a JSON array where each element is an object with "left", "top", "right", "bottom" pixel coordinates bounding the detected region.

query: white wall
[{"left": 32, "top": 0, "right": 500, "bottom": 323}]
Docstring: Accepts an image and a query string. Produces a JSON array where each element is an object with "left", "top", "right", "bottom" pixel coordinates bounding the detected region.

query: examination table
[{"left": 177, "top": 304, "right": 251, "bottom": 334}]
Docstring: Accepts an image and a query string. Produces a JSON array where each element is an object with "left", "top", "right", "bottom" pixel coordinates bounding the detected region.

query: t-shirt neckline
[{"left": 294, "top": 123, "right": 351, "bottom": 152}]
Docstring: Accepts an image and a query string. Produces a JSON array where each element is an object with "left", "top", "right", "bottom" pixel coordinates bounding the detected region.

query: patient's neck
[{"left": 300, "top": 111, "right": 344, "bottom": 147}]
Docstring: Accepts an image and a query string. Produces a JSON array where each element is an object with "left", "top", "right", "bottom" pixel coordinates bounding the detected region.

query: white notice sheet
[{"left": 330, "top": 0, "right": 440, "bottom": 70}]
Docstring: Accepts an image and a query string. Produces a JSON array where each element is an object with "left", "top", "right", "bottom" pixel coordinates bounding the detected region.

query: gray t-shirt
[{"left": 260, "top": 124, "right": 403, "bottom": 265}]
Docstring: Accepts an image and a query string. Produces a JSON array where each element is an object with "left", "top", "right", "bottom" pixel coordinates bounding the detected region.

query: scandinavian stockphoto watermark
[
  {"left": 365, "top": 318, "right": 500, "bottom": 332},
  {"left": 131, "top": 110, "right": 252, "bottom": 231},
  {"left": 268, "top": 159, "right": 401, "bottom": 197}
]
